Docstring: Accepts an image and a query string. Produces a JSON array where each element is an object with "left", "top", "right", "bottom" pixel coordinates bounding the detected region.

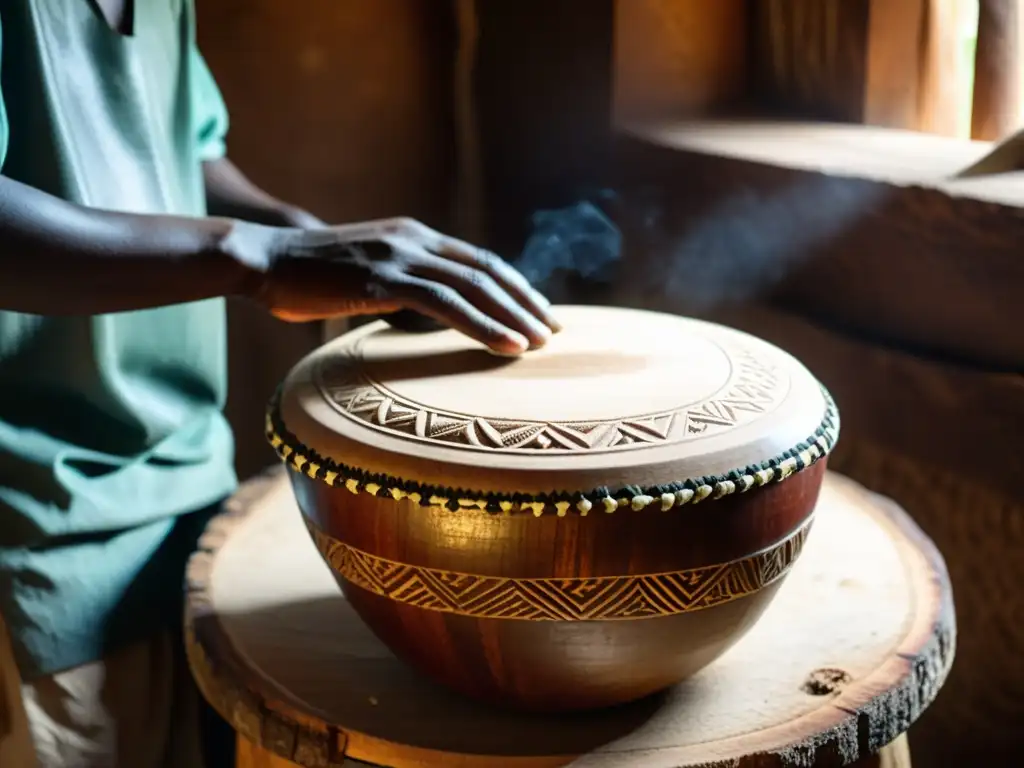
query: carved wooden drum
[{"left": 267, "top": 305, "right": 840, "bottom": 712}]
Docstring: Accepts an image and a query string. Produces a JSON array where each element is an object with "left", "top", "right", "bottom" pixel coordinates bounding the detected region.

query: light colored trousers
[{"left": 0, "top": 615, "right": 206, "bottom": 768}]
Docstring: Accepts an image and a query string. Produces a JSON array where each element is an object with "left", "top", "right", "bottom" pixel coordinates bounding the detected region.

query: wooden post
[
  {"left": 971, "top": 0, "right": 1024, "bottom": 140},
  {"left": 750, "top": 0, "right": 974, "bottom": 135},
  {"left": 916, "top": 0, "right": 977, "bottom": 136}
]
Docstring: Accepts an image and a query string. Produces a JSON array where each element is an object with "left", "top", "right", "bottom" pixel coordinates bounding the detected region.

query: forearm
[
  {"left": 203, "top": 158, "right": 326, "bottom": 230},
  {"left": 0, "top": 174, "right": 263, "bottom": 315}
]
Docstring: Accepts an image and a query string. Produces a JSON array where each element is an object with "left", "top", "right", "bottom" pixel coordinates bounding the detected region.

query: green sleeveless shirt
[{"left": 0, "top": 0, "right": 238, "bottom": 678}]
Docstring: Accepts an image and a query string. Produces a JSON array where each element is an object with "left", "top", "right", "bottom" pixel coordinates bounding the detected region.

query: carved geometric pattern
[
  {"left": 315, "top": 343, "right": 787, "bottom": 452},
  {"left": 307, "top": 519, "right": 811, "bottom": 620}
]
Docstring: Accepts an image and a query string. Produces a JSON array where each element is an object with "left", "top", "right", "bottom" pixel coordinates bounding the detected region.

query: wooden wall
[{"left": 196, "top": 0, "right": 458, "bottom": 477}]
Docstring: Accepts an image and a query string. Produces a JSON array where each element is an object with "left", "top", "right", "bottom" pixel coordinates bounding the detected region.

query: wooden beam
[
  {"left": 971, "top": 0, "right": 1024, "bottom": 140},
  {"left": 614, "top": 120, "right": 1024, "bottom": 369}
]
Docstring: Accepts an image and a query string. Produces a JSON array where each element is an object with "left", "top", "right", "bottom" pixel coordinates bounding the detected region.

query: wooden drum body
[{"left": 268, "top": 306, "right": 839, "bottom": 712}]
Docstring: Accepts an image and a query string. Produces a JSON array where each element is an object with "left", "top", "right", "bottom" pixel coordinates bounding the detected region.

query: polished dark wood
[
  {"left": 286, "top": 460, "right": 826, "bottom": 711},
  {"left": 342, "top": 579, "right": 785, "bottom": 713},
  {"left": 296, "top": 461, "right": 826, "bottom": 576}
]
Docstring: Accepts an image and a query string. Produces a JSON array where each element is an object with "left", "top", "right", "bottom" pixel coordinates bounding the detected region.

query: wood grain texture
[
  {"left": 185, "top": 468, "right": 953, "bottom": 767},
  {"left": 236, "top": 734, "right": 377, "bottom": 768},
  {"left": 453, "top": 0, "right": 485, "bottom": 244},
  {"left": 971, "top": 0, "right": 1024, "bottom": 140},
  {"left": 613, "top": 0, "right": 749, "bottom": 125},
  {"left": 614, "top": 120, "right": 1024, "bottom": 369},
  {"left": 749, "top": 0, "right": 973, "bottom": 134},
  {"left": 826, "top": 442, "right": 1022, "bottom": 767},
  {"left": 197, "top": 0, "right": 457, "bottom": 229},
  {"left": 562, "top": 293, "right": 1023, "bottom": 764},
  {"left": 750, "top": 0, "right": 872, "bottom": 122},
  {"left": 288, "top": 461, "right": 822, "bottom": 712}
]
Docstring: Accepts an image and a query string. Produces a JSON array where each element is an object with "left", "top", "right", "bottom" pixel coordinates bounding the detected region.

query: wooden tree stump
[{"left": 184, "top": 467, "right": 955, "bottom": 767}]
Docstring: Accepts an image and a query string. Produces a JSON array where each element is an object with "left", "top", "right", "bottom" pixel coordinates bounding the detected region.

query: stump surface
[{"left": 185, "top": 468, "right": 954, "bottom": 767}]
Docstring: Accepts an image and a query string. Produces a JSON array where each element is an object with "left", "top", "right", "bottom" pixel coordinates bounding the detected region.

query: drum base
[{"left": 185, "top": 468, "right": 953, "bottom": 768}]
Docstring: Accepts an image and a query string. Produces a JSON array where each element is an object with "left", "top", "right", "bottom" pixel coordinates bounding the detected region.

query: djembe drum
[{"left": 266, "top": 305, "right": 839, "bottom": 712}]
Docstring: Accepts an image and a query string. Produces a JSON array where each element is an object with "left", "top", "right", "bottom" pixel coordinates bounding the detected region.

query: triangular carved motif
[
  {"left": 311, "top": 523, "right": 811, "bottom": 621},
  {"left": 317, "top": 343, "right": 787, "bottom": 452}
]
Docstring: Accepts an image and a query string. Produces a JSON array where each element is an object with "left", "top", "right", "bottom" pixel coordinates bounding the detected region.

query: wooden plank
[
  {"left": 614, "top": 120, "right": 1024, "bottom": 369},
  {"left": 971, "top": 0, "right": 1024, "bottom": 140}
]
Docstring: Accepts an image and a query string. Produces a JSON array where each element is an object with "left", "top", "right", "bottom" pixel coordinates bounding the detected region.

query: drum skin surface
[{"left": 268, "top": 306, "right": 839, "bottom": 712}]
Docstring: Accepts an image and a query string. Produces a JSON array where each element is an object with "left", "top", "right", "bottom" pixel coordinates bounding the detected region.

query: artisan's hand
[
  {"left": 0, "top": 174, "right": 555, "bottom": 333},
  {"left": 245, "top": 217, "right": 561, "bottom": 355}
]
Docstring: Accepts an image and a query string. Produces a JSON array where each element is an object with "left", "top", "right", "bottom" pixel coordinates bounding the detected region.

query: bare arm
[
  {"left": 0, "top": 173, "right": 258, "bottom": 315},
  {"left": 0, "top": 167, "right": 558, "bottom": 353},
  {"left": 202, "top": 158, "right": 326, "bottom": 230}
]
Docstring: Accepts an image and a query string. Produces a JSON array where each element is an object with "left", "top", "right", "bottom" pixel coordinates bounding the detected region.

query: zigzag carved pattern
[
  {"left": 316, "top": 345, "right": 786, "bottom": 452},
  {"left": 308, "top": 521, "right": 811, "bottom": 621}
]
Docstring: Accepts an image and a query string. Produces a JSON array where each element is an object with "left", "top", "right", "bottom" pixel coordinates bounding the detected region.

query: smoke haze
[{"left": 516, "top": 177, "right": 887, "bottom": 311}]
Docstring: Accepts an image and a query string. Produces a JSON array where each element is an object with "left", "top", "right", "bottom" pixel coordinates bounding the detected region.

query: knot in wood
[{"left": 801, "top": 667, "right": 853, "bottom": 696}]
